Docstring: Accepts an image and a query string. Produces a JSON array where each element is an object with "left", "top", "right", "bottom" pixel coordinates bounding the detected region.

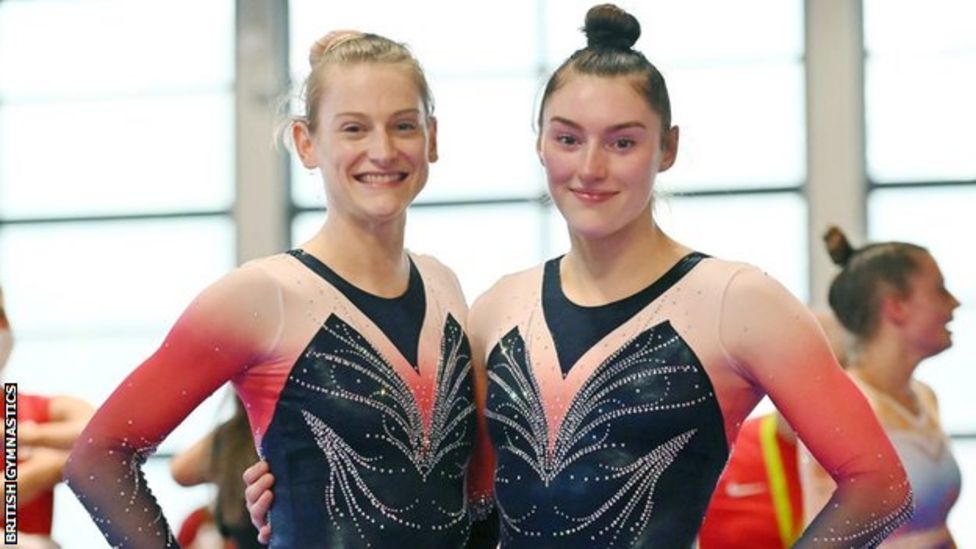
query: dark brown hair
[
  {"left": 209, "top": 397, "right": 259, "bottom": 534},
  {"left": 823, "top": 226, "right": 928, "bottom": 338},
  {"left": 538, "top": 4, "right": 672, "bottom": 140}
]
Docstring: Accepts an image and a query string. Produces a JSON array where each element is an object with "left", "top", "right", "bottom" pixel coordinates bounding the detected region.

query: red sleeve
[
  {"left": 64, "top": 264, "right": 283, "bottom": 548},
  {"left": 719, "top": 268, "right": 912, "bottom": 547}
]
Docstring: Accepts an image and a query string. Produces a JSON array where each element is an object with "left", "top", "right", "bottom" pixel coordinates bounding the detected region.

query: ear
[
  {"left": 293, "top": 121, "right": 319, "bottom": 169},
  {"left": 536, "top": 134, "right": 545, "bottom": 166},
  {"left": 427, "top": 116, "right": 439, "bottom": 163},
  {"left": 880, "top": 292, "right": 909, "bottom": 326},
  {"left": 658, "top": 125, "right": 680, "bottom": 172}
]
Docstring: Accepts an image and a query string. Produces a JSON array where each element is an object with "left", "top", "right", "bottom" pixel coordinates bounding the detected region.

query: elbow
[
  {"left": 61, "top": 436, "right": 98, "bottom": 491},
  {"left": 884, "top": 464, "right": 915, "bottom": 530}
]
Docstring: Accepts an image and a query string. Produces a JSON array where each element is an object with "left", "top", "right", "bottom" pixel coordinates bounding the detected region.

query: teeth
[{"left": 359, "top": 173, "right": 402, "bottom": 184}]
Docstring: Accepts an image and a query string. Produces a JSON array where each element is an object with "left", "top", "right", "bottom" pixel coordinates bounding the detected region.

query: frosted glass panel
[
  {"left": 423, "top": 76, "right": 542, "bottom": 201},
  {"left": 0, "top": 217, "right": 235, "bottom": 336},
  {"left": 544, "top": 0, "right": 803, "bottom": 66},
  {"left": 869, "top": 187, "right": 976, "bottom": 301},
  {"left": 0, "top": 93, "right": 234, "bottom": 217},
  {"left": 865, "top": 56, "right": 976, "bottom": 183},
  {"left": 0, "top": 0, "right": 233, "bottom": 97},
  {"left": 664, "top": 64, "right": 805, "bottom": 190},
  {"left": 291, "top": 211, "right": 324, "bottom": 247},
  {"left": 865, "top": 0, "right": 976, "bottom": 55},
  {"left": 290, "top": 0, "right": 539, "bottom": 76},
  {"left": 407, "top": 204, "right": 543, "bottom": 301},
  {"left": 549, "top": 193, "right": 808, "bottom": 301}
]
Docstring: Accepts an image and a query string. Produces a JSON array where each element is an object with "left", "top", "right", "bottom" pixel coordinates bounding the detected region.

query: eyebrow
[
  {"left": 549, "top": 116, "right": 647, "bottom": 132},
  {"left": 333, "top": 108, "right": 422, "bottom": 119}
]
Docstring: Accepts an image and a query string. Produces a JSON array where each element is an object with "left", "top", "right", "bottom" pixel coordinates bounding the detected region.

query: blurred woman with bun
[{"left": 802, "top": 227, "right": 962, "bottom": 548}]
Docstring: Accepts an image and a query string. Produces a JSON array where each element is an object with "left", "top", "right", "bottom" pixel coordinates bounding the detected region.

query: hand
[
  {"left": 18, "top": 421, "right": 39, "bottom": 445},
  {"left": 242, "top": 460, "right": 275, "bottom": 544}
]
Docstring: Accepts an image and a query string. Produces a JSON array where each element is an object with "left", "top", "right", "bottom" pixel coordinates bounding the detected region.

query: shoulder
[
  {"left": 409, "top": 252, "right": 462, "bottom": 288},
  {"left": 407, "top": 251, "right": 469, "bottom": 312},
  {"left": 471, "top": 265, "right": 542, "bottom": 314},
  {"left": 178, "top": 254, "right": 293, "bottom": 330},
  {"left": 468, "top": 263, "right": 544, "bottom": 339}
]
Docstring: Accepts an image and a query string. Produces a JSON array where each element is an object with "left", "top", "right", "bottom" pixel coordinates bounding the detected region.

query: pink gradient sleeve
[
  {"left": 64, "top": 264, "right": 283, "bottom": 548},
  {"left": 719, "top": 267, "right": 912, "bottom": 547}
]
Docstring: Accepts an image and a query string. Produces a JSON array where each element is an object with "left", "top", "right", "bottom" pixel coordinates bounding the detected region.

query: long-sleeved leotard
[
  {"left": 467, "top": 254, "right": 912, "bottom": 549},
  {"left": 65, "top": 250, "right": 481, "bottom": 548},
  {"left": 801, "top": 374, "right": 960, "bottom": 548}
]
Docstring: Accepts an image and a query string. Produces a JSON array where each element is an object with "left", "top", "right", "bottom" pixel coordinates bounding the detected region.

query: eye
[
  {"left": 555, "top": 134, "right": 580, "bottom": 147},
  {"left": 340, "top": 123, "right": 364, "bottom": 134},
  {"left": 394, "top": 120, "right": 419, "bottom": 132},
  {"left": 610, "top": 137, "right": 636, "bottom": 150}
]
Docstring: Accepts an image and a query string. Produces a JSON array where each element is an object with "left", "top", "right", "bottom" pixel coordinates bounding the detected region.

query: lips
[
  {"left": 354, "top": 172, "right": 408, "bottom": 185},
  {"left": 570, "top": 188, "right": 618, "bottom": 203}
]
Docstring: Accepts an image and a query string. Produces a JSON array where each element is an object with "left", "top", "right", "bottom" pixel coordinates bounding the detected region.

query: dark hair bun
[
  {"left": 583, "top": 4, "right": 641, "bottom": 50},
  {"left": 823, "top": 226, "right": 856, "bottom": 266}
]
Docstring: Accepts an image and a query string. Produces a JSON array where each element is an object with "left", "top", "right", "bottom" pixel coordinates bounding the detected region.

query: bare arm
[
  {"left": 18, "top": 395, "right": 94, "bottom": 451},
  {"left": 17, "top": 446, "right": 69, "bottom": 504},
  {"left": 170, "top": 431, "right": 216, "bottom": 487}
]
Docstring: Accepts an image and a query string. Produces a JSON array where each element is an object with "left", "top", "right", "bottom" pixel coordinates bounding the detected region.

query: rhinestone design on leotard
[{"left": 486, "top": 320, "right": 728, "bottom": 548}]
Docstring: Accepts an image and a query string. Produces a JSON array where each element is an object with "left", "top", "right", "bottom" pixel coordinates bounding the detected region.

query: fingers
[
  {"left": 242, "top": 460, "right": 269, "bottom": 485},
  {"left": 258, "top": 524, "right": 272, "bottom": 545},
  {"left": 244, "top": 469, "right": 274, "bottom": 507},
  {"left": 247, "top": 482, "right": 274, "bottom": 530}
]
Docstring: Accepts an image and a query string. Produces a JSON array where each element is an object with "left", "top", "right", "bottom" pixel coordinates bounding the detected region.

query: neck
[
  {"left": 302, "top": 211, "right": 410, "bottom": 297},
  {"left": 561, "top": 211, "right": 691, "bottom": 305},
  {"left": 850, "top": 331, "right": 921, "bottom": 403}
]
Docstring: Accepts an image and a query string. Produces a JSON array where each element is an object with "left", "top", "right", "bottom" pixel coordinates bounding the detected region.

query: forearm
[
  {"left": 22, "top": 421, "right": 90, "bottom": 451},
  {"left": 17, "top": 451, "right": 68, "bottom": 504},
  {"left": 65, "top": 437, "right": 179, "bottom": 548},
  {"left": 795, "top": 471, "right": 912, "bottom": 548}
]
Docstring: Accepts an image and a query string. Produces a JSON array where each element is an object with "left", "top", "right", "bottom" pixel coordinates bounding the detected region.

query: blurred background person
[
  {"left": 171, "top": 396, "right": 261, "bottom": 549},
  {"left": 801, "top": 227, "right": 962, "bottom": 548},
  {"left": 1, "top": 285, "right": 94, "bottom": 549}
]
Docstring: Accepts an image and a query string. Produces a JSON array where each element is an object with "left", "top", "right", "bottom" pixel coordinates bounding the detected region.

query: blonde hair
[{"left": 299, "top": 31, "right": 434, "bottom": 134}]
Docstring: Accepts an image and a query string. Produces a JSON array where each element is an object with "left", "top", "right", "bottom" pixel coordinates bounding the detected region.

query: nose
[
  {"left": 579, "top": 143, "right": 607, "bottom": 185},
  {"left": 948, "top": 290, "right": 961, "bottom": 310},
  {"left": 368, "top": 130, "right": 396, "bottom": 166}
]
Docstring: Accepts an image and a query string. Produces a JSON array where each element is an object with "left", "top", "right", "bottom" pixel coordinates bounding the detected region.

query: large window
[
  {"left": 863, "top": 0, "right": 976, "bottom": 435},
  {"left": 0, "top": 0, "right": 236, "bottom": 542},
  {"left": 864, "top": 0, "right": 976, "bottom": 540}
]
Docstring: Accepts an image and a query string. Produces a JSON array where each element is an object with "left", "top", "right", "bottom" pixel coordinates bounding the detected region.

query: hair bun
[
  {"left": 309, "top": 30, "right": 363, "bottom": 67},
  {"left": 823, "top": 226, "right": 856, "bottom": 266},
  {"left": 583, "top": 4, "right": 641, "bottom": 50}
]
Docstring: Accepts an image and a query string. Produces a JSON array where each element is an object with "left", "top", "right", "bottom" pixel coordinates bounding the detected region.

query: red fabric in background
[{"left": 17, "top": 393, "right": 55, "bottom": 535}]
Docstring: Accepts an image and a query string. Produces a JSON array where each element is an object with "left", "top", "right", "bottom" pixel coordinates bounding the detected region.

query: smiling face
[
  {"left": 295, "top": 62, "right": 437, "bottom": 225},
  {"left": 894, "top": 252, "right": 960, "bottom": 358},
  {"left": 538, "top": 73, "right": 678, "bottom": 240}
]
